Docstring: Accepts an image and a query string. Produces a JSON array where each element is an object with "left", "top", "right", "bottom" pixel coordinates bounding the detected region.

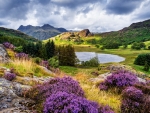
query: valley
[{"left": 0, "top": 19, "right": 150, "bottom": 113}]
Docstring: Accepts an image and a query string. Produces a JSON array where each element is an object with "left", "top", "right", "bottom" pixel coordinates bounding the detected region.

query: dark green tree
[
  {"left": 45, "top": 40, "right": 55, "bottom": 59},
  {"left": 143, "top": 61, "right": 149, "bottom": 71}
]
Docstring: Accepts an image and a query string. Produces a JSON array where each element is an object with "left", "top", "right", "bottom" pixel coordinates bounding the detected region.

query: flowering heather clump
[
  {"left": 122, "top": 86, "right": 144, "bottom": 101},
  {"left": 15, "top": 52, "right": 29, "bottom": 60},
  {"left": 28, "top": 77, "right": 84, "bottom": 101},
  {"left": 3, "top": 42, "right": 14, "bottom": 49},
  {"left": 44, "top": 91, "right": 99, "bottom": 113},
  {"left": 99, "top": 70, "right": 138, "bottom": 91},
  {"left": 40, "top": 60, "right": 49, "bottom": 68},
  {"left": 120, "top": 86, "right": 150, "bottom": 113},
  {"left": 98, "top": 105, "right": 115, "bottom": 113},
  {"left": 134, "top": 82, "right": 150, "bottom": 95},
  {"left": 4, "top": 71, "right": 16, "bottom": 81}
]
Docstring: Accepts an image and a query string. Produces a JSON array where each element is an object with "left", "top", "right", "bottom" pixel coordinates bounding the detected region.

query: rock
[
  {"left": 0, "top": 78, "right": 35, "bottom": 112},
  {"left": 78, "top": 29, "right": 93, "bottom": 37},
  {"left": 137, "top": 77, "right": 146, "bottom": 83},
  {"left": 107, "top": 64, "right": 126, "bottom": 71},
  {"left": 0, "top": 44, "right": 9, "bottom": 63}
]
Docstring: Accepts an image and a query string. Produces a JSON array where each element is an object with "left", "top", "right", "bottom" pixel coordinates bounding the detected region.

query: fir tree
[{"left": 143, "top": 61, "right": 149, "bottom": 71}]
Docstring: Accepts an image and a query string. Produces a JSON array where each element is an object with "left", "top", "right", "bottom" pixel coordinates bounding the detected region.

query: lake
[{"left": 75, "top": 52, "right": 125, "bottom": 64}]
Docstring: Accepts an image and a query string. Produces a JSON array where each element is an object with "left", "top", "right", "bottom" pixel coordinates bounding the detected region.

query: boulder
[
  {"left": 0, "top": 44, "right": 9, "bottom": 63},
  {"left": 0, "top": 78, "right": 35, "bottom": 112},
  {"left": 78, "top": 29, "right": 93, "bottom": 37}
]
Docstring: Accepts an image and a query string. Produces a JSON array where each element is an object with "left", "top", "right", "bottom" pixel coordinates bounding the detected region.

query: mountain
[
  {"left": 0, "top": 27, "right": 37, "bottom": 42},
  {"left": 17, "top": 24, "right": 68, "bottom": 40},
  {"left": 57, "top": 29, "right": 93, "bottom": 40},
  {"left": 98, "top": 19, "right": 150, "bottom": 45}
]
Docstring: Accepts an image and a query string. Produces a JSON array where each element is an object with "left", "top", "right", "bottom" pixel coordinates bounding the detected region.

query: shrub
[
  {"left": 103, "top": 42, "right": 120, "bottom": 49},
  {"left": 4, "top": 71, "right": 16, "bottom": 81},
  {"left": 33, "top": 57, "right": 42, "bottom": 64},
  {"left": 99, "top": 70, "right": 138, "bottom": 91},
  {"left": 40, "top": 60, "right": 49, "bottom": 68},
  {"left": 27, "top": 77, "right": 84, "bottom": 101},
  {"left": 98, "top": 105, "right": 115, "bottom": 113},
  {"left": 14, "top": 46, "right": 23, "bottom": 53},
  {"left": 15, "top": 52, "right": 29, "bottom": 60},
  {"left": 143, "top": 61, "right": 149, "bottom": 71},
  {"left": 134, "top": 82, "right": 150, "bottom": 95},
  {"left": 48, "top": 56, "right": 59, "bottom": 68},
  {"left": 81, "top": 55, "right": 99, "bottom": 67},
  {"left": 121, "top": 86, "right": 150, "bottom": 113},
  {"left": 134, "top": 53, "right": 150, "bottom": 66},
  {"left": 43, "top": 91, "right": 99, "bottom": 113},
  {"left": 3, "top": 42, "right": 15, "bottom": 49},
  {"left": 131, "top": 42, "right": 145, "bottom": 50},
  {"left": 122, "top": 86, "right": 144, "bottom": 101}
]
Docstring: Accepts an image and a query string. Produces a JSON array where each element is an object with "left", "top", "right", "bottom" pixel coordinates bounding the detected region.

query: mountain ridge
[
  {"left": 18, "top": 24, "right": 68, "bottom": 40},
  {"left": 99, "top": 19, "right": 150, "bottom": 45}
]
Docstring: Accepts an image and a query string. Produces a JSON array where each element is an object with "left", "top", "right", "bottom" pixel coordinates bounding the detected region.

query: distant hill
[
  {"left": 18, "top": 24, "right": 68, "bottom": 40},
  {"left": 0, "top": 27, "right": 38, "bottom": 42},
  {"left": 56, "top": 29, "right": 93, "bottom": 41},
  {"left": 98, "top": 19, "right": 150, "bottom": 45}
]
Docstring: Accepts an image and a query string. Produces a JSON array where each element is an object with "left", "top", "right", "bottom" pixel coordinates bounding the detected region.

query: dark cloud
[
  {"left": 77, "top": 5, "right": 94, "bottom": 14},
  {"left": 36, "top": 0, "right": 50, "bottom": 5},
  {"left": 0, "top": 0, "right": 30, "bottom": 20},
  {"left": 51, "top": 0, "right": 99, "bottom": 8},
  {"left": 105, "top": 0, "right": 143, "bottom": 15},
  {"left": 134, "top": 1, "right": 150, "bottom": 20}
]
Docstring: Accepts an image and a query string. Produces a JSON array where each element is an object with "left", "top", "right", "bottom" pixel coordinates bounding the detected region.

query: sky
[{"left": 0, "top": 0, "right": 150, "bottom": 32}]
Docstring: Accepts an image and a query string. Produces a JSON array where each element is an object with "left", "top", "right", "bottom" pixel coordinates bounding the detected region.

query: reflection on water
[{"left": 75, "top": 52, "right": 125, "bottom": 64}]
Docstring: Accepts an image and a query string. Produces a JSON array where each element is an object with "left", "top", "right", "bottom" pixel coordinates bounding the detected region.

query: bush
[
  {"left": 103, "top": 42, "right": 120, "bottom": 49},
  {"left": 33, "top": 57, "right": 42, "bottom": 64},
  {"left": 15, "top": 52, "right": 29, "bottom": 60},
  {"left": 134, "top": 53, "right": 150, "bottom": 66},
  {"left": 122, "top": 86, "right": 144, "bottom": 101},
  {"left": 48, "top": 56, "right": 59, "bottom": 68},
  {"left": 98, "top": 105, "right": 115, "bottom": 113},
  {"left": 3, "top": 42, "right": 15, "bottom": 49},
  {"left": 81, "top": 55, "right": 99, "bottom": 67},
  {"left": 131, "top": 42, "right": 145, "bottom": 50},
  {"left": 99, "top": 70, "right": 138, "bottom": 91},
  {"left": 27, "top": 77, "right": 84, "bottom": 101},
  {"left": 121, "top": 86, "right": 148, "bottom": 113},
  {"left": 44, "top": 91, "right": 99, "bottom": 113},
  {"left": 4, "top": 71, "right": 16, "bottom": 81},
  {"left": 40, "top": 60, "right": 49, "bottom": 68},
  {"left": 14, "top": 46, "right": 23, "bottom": 53},
  {"left": 143, "top": 61, "right": 149, "bottom": 71}
]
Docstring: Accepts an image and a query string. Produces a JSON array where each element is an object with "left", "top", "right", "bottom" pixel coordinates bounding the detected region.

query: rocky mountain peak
[
  {"left": 78, "top": 29, "right": 93, "bottom": 37},
  {"left": 42, "top": 24, "right": 54, "bottom": 30}
]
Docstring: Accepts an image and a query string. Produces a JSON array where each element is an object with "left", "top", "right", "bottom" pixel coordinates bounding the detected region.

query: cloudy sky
[{"left": 0, "top": 0, "right": 150, "bottom": 32}]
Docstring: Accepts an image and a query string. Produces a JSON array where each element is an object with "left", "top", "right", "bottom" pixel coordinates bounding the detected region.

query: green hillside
[
  {"left": 98, "top": 19, "right": 150, "bottom": 45},
  {"left": 0, "top": 27, "right": 38, "bottom": 42}
]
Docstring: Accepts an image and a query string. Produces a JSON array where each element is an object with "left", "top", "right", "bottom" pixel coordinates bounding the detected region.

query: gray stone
[
  {"left": 0, "top": 44, "right": 9, "bottom": 63},
  {"left": 0, "top": 78, "right": 35, "bottom": 112}
]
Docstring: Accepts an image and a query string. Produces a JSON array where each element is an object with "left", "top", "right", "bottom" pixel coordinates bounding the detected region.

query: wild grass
[
  {"left": 74, "top": 73, "right": 121, "bottom": 113},
  {"left": 2, "top": 59, "right": 53, "bottom": 77}
]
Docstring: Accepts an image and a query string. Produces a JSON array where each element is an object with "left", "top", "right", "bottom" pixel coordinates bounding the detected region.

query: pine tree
[
  {"left": 45, "top": 40, "right": 55, "bottom": 59},
  {"left": 39, "top": 43, "right": 47, "bottom": 60},
  {"left": 144, "top": 61, "right": 149, "bottom": 71}
]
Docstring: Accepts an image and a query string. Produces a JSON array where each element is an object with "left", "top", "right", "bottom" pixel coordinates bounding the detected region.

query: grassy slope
[
  {"left": 0, "top": 49, "right": 53, "bottom": 77},
  {"left": 98, "top": 19, "right": 150, "bottom": 45},
  {"left": 0, "top": 27, "right": 38, "bottom": 42}
]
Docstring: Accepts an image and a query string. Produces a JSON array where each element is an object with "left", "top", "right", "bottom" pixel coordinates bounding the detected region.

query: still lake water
[{"left": 75, "top": 52, "right": 125, "bottom": 64}]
